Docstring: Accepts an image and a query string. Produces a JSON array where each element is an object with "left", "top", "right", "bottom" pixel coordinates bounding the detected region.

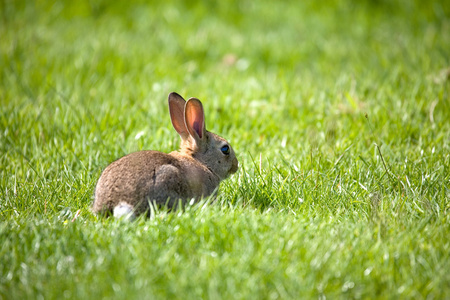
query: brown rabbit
[{"left": 92, "top": 92, "right": 238, "bottom": 219}]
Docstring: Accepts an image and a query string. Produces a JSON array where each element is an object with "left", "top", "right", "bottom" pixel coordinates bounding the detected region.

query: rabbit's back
[{"left": 93, "top": 150, "right": 190, "bottom": 215}]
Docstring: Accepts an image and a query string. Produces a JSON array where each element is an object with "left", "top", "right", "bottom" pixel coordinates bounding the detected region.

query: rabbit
[{"left": 92, "top": 92, "right": 238, "bottom": 219}]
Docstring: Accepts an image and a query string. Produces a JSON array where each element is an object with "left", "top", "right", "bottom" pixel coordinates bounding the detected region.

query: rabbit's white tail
[{"left": 113, "top": 202, "right": 136, "bottom": 221}]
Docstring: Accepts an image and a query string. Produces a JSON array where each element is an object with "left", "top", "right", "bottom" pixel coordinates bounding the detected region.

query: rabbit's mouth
[{"left": 230, "top": 157, "right": 239, "bottom": 174}]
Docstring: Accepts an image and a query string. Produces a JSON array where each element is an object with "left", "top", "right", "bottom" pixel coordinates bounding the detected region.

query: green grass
[{"left": 1, "top": 0, "right": 449, "bottom": 298}]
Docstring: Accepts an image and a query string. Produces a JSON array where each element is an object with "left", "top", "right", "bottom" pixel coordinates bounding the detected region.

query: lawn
[{"left": 1, "top": 0, "right": 449, "bottom": 299}]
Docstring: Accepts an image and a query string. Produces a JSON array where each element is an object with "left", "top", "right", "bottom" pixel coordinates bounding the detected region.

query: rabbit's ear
[
  {"left": 185, "top": 98, "right": 206, "bottom": 143},
  {"left": 168, "top": 92, "right": 189, "bottom": 140}
]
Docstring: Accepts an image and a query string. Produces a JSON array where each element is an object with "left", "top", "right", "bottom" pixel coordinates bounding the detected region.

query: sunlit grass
[{"left": 1, "top": 0, "right": 449, "bottom": 299}]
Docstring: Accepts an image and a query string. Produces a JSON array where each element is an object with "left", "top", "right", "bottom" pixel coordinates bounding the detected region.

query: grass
[{"left": 1, "top": 0, "right": 449, "bottom": 298}]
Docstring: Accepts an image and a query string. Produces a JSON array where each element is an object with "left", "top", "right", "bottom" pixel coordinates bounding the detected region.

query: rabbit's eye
[{"left": 221, "top": 145, "right": 230, "bottom": 155}]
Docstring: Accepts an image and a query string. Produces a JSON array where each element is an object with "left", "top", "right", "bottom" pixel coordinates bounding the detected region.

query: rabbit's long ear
[
  {"left": 185, "top": 98, "right": 206, "bottom": 144},
  {"left": 168, "top": 92, "right": 189, "bottom": 140}
]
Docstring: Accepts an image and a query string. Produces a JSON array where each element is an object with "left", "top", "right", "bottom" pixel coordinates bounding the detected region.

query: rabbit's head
[{"left": 168, "top": 92, "right": 238, "bottom": 180}]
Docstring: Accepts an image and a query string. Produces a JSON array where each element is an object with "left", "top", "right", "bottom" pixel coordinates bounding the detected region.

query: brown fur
[{"left": 92, "top": 92, "right": 238, "bottom": 217}]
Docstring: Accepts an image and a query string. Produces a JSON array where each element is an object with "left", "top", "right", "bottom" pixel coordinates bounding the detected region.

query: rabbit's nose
[{"left": 230, "top": 157, "right": 238, "bottom": 174}]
